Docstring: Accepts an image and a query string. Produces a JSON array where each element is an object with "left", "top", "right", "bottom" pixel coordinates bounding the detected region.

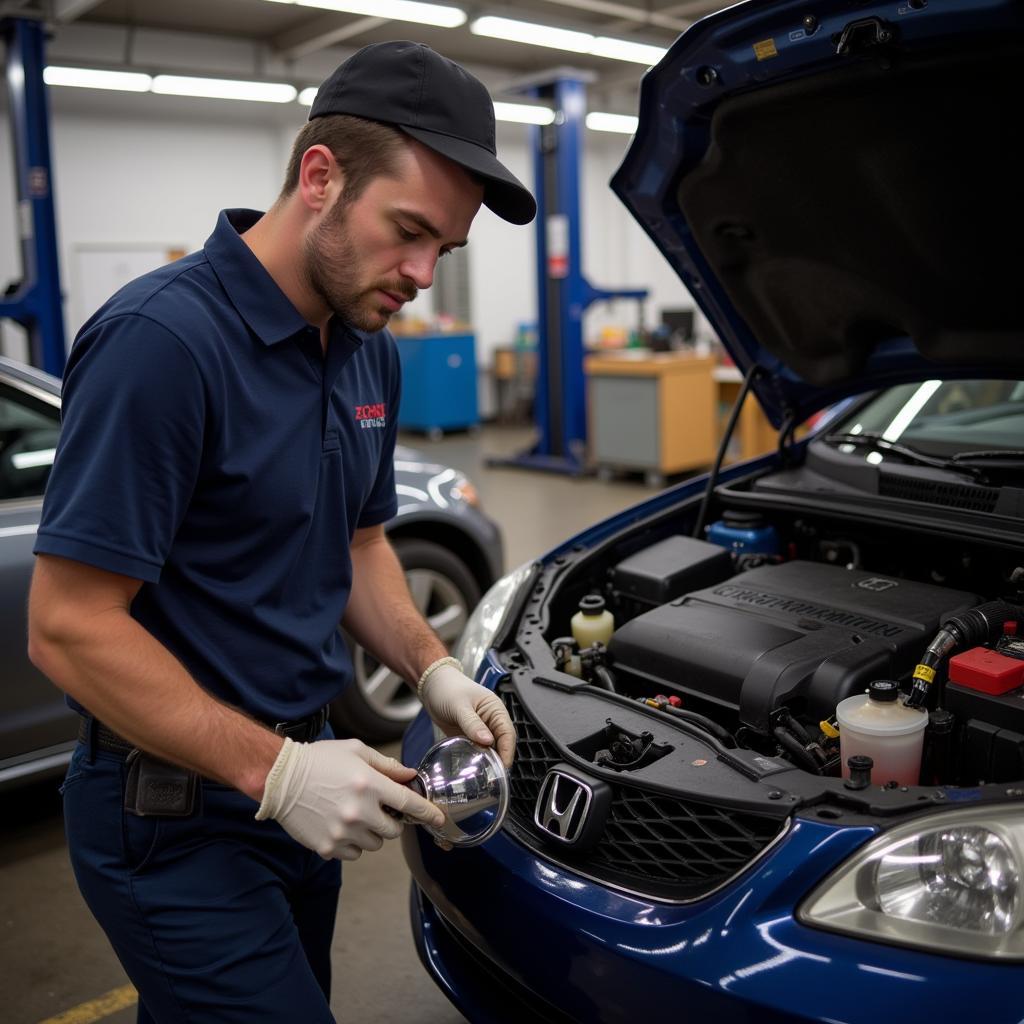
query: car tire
[{"left": 329, "top": 538, "right": 482, "bottom": 743}]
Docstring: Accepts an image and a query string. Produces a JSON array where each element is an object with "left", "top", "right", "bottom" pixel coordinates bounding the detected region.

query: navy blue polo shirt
[{"left": 35, "top": 209, "right": 401, "bottom": 722}]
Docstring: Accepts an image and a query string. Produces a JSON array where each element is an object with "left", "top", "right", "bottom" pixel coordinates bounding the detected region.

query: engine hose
[
  {"left": 780, "top": 710, "right": 812, "bottom": 745},
  {"left": 640, "top": 699, "right": 738, "bottom": 749},
  {"left": 773, "top": 726, "right": 822, "bottom": 774},
  {"left": 593, "top": 665, "right": 618, "bottom": 694},
  {"left": 906, "top": 600, "right": 1022, "bottom": 708},
  {"left": 777, "top": 711, "right": 828, "bottom": 765},
  {"left": 663, "top": 705, "right": 737, "bottom": 749}
]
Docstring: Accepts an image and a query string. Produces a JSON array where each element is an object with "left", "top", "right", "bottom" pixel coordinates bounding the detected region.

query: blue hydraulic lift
[
  {"left": 1, "top": 16, "right": 67, "bottom": 377},
  {"left": 491, "top": 73, "right": 648, "bottom": 476}
]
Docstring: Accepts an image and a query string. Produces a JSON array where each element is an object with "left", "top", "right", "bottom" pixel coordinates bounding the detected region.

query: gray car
[{"left": 0, "top": 354, "right": 503, "bottom": 787}]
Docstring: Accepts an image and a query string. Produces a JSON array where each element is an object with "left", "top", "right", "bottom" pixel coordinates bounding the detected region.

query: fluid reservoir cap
[
  {"left": 579, "top": 594, "right": 606, "bottom": 616},
  {"left": 868, "top": 679, "right": 900, "bottom": 702},
  {"left": 722, "top": 510, "right": 765, "bottom": 529}
]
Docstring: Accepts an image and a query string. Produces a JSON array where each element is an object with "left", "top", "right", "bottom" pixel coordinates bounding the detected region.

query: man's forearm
[
  {"left": 30, "top": 579, "right": 281, "bottom": 801},
  {"left": 342, "top": 534, "right": 447, "bottom": 685}
]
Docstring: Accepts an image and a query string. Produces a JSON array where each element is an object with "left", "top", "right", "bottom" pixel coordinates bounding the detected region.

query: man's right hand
[{"left": 255, "top": 737, "right": 445, "bottom": 861}]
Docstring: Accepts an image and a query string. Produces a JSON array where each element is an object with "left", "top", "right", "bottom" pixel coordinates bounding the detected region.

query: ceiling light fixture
[
  {"left": 493, "top": 101, "right": 555, "bottom": 125},
  {"left": 585, "top": 111, "right": 639, "bottom": 135},
  {"left": 471, "top": 15, "right": 592, "bottom": 53},
  {"left": 590, "top": 36, "right": 668, "bottom": 65},
  {"left": 151, "top": 76, "right": 298, "bottom": 103},
  {"left": 471, "top": 15, "right": 666, "bottom": 66},
  {"left": 268, "top": 0, "right": 466, "bottom": 29},
  {"left": 43, "top": 66, "right": 152, "bottom": 92}
]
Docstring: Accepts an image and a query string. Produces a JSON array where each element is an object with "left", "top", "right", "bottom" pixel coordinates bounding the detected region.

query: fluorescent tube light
[
  {"left": 152, "top": 76, "right": 297, "bottom": 103},
  {"left": 586, "top": 111, "right": 639, "bottom": 134},
  {"left": 471, "top": 15, "right": 666, "bottom": 66},
  {"left": 44, "top": 66, "right": 152, "bottom": 92},
  {"left": 294, "top": 0, "right": 466, "bottom": 28},
  {"left": 471, "top": 15, "right": 593, "bottom": 53},
  {"left": 591, "top": 37, "right": 667, "bottom": 65},
  {"left": 298, "top": 86, "right": 318, "bottom": 106},
  {"left": 493, "top": 101, "right": 555, "bottom": 125},
  {"left": 11, "top": 448, "right": 55, "bottom": 470}
]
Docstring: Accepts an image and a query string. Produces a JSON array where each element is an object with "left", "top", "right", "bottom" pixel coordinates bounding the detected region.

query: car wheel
[{"left": 330, "top": 538, "right": 482, "bottom": 743}]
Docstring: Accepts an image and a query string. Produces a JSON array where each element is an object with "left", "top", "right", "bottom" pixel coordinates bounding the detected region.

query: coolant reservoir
[
  {"left": 571, "top": 594, "right": 615, "bottom": 649},
  {"left": 836, "top": 680, "right": 928, "bottom": 786}
]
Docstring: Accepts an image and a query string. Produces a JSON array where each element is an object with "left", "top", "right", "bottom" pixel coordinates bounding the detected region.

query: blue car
[{"left": 401, "top": 1, "right": 1024, "bottom": 1020}]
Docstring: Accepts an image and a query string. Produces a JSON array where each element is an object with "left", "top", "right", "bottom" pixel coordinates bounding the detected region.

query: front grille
[
  {"left": 879, "top": 474, "right": 999, "bottom": 512},
  {"left": 502, "top": 688, "right": 785, "bottom": 902}
]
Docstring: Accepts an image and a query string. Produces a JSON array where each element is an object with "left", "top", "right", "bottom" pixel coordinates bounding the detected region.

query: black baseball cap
[{"left": 309, "top": 41, "right": 536, "bottom": 226}]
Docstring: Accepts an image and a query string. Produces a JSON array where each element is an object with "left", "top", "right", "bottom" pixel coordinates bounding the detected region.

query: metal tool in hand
[{"left": 396, "top": 736, "right": 510, "bottom": 849}]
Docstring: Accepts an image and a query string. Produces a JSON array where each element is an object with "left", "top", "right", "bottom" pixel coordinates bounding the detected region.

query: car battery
[
  {"left": 949, "top": 638, "right": 1024, "bottom": 696},
  {"left": 945, "top": 633, "right": 1024, "bottom": 782}
]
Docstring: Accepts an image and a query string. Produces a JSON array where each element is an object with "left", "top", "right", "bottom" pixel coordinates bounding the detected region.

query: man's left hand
[{"left": 420, "top": 661, "right": 516, "bottom": 768}]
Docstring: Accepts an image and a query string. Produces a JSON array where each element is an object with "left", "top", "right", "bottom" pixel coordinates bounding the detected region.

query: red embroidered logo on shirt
[{"left": 354, "top": 403, "right": 387, "bottom": 429}]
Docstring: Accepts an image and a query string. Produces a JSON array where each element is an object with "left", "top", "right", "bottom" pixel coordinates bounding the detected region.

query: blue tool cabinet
[{"left": 395, "top": 333, "right": 479, "bottom": 437}]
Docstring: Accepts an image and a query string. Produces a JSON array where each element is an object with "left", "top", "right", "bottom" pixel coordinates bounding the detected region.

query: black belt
[{"left": 78, "top": 706, "right": 330, "bottom": 756}]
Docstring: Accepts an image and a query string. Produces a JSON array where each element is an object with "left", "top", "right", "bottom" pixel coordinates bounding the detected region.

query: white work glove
[
  {"left": 255, "top": 737, "right": 445, "bottom": 861},
  {"left": 418, "top": 657, "right": 517, "bottom": 768}
]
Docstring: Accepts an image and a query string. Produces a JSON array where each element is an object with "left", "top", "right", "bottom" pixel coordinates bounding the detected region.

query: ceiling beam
[
  {"left": 272, "top": 13, "right": 385, "bottom": 60},
  {"left": 53, "top": 0, "right": 105, "bottom": 21}
]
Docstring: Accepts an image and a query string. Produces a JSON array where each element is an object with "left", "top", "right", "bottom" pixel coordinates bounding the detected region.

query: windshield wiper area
[
  {"left": 822, "top": 431, "right": 991, "bottom": 482},
  {"left": 949, "top": 449, "right": 1024, "bottom": 469}
]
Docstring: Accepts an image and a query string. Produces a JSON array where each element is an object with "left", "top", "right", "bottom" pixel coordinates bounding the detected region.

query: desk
[
  {"left": 585, "top": 351, "right": 717, "bottom": 484},
  {"left": 395, "top": 333, "right": 479, "bottom": 437}
]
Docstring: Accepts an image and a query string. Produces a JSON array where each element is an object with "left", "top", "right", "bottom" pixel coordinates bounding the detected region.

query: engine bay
[{"left": 504, "top": 485, "right": 1024, "bottom": 800}]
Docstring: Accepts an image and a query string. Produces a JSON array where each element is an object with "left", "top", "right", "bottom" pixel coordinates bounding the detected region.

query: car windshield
[{"left": 832, "top": 380, "right": 1024, "bottom": 457}]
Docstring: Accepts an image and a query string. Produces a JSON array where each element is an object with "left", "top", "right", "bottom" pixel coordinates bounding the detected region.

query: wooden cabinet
[
  {"left": 585, "top": 352, "right": 717, "bottom": 484},
  {"left": 585, "top": 352, "right": 778, "bottom": 483}
]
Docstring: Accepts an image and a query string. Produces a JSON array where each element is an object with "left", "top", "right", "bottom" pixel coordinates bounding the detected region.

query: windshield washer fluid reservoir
[
  {"left": 836, "top": 680, "right": 927, "bottom": 786},
  {"left": 572, "top": 594, "right": 615, "bottom": 649}
]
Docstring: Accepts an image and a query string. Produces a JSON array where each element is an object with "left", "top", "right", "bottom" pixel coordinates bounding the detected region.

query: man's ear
[{"left": 297, "top": 144, "right": 344, "bottom": 213}]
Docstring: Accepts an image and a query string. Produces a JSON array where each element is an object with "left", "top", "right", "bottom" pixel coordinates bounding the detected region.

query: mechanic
[{"left": 26, "top": 41, "right": 533, "bottom": 1023}]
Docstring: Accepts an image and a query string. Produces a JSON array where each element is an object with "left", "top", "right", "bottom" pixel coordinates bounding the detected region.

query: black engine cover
[{"left": 608, "top": 560, "right": 979, "bottom": 732}]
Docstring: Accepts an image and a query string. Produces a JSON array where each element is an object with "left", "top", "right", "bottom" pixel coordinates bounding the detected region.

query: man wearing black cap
[{"left": 28, "top": 41, "right": 533, "bottom": 1022}]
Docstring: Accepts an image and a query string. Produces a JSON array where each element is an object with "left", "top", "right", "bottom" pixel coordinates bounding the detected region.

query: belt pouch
[{"left": 124, "top": 749, "right": 198, "bottom": 817}]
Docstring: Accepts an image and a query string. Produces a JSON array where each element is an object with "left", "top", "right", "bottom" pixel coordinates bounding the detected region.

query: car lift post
[
  {"left": 0, "top": 16, "right": 67, "bottom": 377},
  {"left": 491, "top": 72, "right": 648, "bottom": 476}
]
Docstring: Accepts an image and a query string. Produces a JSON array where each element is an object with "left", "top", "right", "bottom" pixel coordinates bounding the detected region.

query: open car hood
[{"left": 611, "top": 0, "right": 1024, "bottom": 428}]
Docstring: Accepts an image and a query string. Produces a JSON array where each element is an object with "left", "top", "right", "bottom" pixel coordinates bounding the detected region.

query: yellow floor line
[{"left": 36, "top": 984, "right": 138, "bottom": 1024}]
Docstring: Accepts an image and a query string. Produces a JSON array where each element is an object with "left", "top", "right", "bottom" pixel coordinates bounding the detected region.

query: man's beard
[{"left": 302, "top": 201, "right": 417, "bottom": 331}]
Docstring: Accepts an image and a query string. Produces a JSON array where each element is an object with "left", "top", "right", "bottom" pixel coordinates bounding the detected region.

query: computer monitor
[{"left": 661, "top": 308, "right": 695, "bottom": 343}]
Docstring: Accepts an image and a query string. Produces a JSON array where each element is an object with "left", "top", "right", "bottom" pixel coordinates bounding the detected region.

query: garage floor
[{"left": 2, "top": 426, "right": 652, "bottom": 1024}]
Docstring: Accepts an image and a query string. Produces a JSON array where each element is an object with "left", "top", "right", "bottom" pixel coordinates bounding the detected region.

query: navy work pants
[{"left": 61, "top": 732, "right": 342, "bottom": 1023}]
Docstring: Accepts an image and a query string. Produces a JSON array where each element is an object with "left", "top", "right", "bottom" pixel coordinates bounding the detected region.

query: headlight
[
  {"left": 799, "top": 804, "right": 1024, "bottom": 960},
  {"left": 454, "top": 561, "right": 534, "bottom": 680}
]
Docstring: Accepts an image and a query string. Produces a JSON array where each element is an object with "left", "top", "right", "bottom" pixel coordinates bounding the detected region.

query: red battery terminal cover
[{"left": 949, "top": 640, "right": 1024, "bottom": 696}]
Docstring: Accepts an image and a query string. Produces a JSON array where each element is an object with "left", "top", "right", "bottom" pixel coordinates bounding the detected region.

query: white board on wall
[{"left": 70, "top": 244, "right": 185, "bottom": 341}]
